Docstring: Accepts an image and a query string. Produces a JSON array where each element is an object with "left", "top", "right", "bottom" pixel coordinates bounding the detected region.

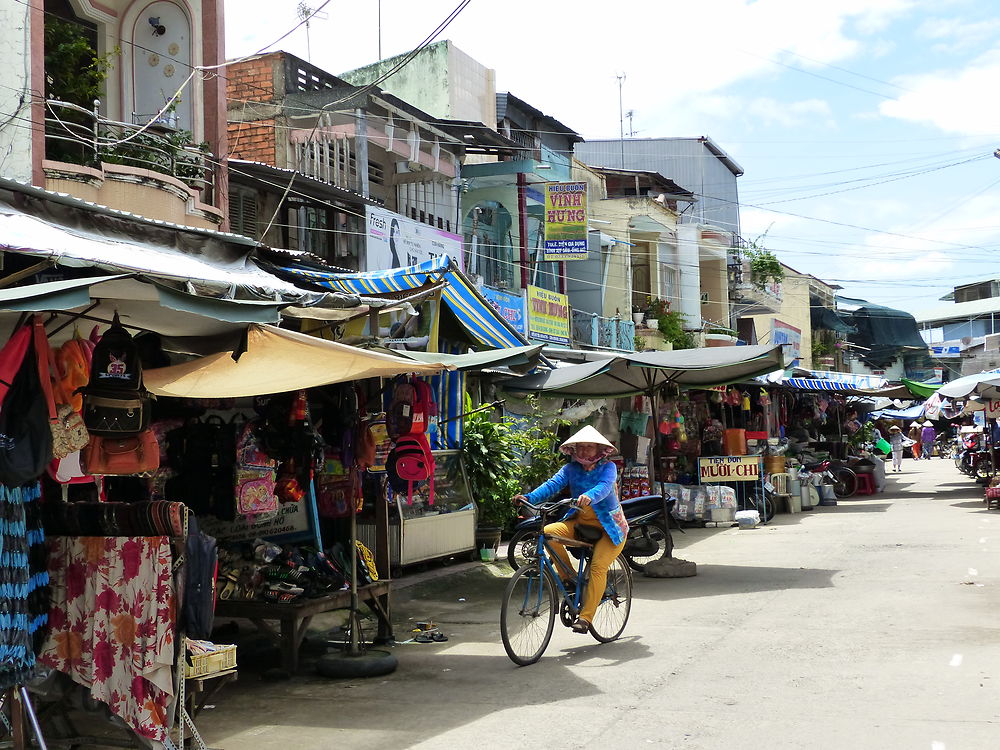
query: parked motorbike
[
  {"left": 507, "top": 494, "right": 676, "bottom": 572},
  {"left": 798, "top": 459, "right": 858, "bottom": 499}
]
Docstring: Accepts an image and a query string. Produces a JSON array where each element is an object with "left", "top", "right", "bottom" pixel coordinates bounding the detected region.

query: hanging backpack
[
  {"left": 409, "top": 377, "right": 437, "bottom": 434},
  {"left": 387, "top": 432, "right": 435, "bottom": 505},
  {"left": 81, "top": 314, "right": 149, "bottom": 436},
  {"left": 386, "top": 378, "right": 416, "bottom": 440},
  {"left": 234, "top": 420, "right": 278, "bottom": 519},
  {"left": 0, "top": 336, "right": 53, "bottom": 487}
]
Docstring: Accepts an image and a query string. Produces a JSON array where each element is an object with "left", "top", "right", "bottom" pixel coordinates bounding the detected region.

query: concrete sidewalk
[{"left": 199, "top": 457, "right": 1000, "bottom": 749}]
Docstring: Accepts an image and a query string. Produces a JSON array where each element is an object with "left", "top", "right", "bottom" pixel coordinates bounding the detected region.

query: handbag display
[
  {"left": 51, "top": 403, "right": 90, "bottom": 460},
  {"left": 82, "top": 430, "right": 160, "bottom": 475},
  {"left": 82, "top": 393, "right": 149, "bottom": 436}
]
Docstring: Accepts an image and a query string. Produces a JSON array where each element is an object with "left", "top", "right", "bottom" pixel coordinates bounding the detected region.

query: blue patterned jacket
[{"left": 524, "top": 460, "right": 629, "bottom": 545}]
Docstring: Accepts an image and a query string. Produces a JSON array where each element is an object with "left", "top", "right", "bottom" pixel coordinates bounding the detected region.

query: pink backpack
[
  {"left": 409, "top": 378, "right": 437, "bottom": 434},
  {"left": 234, "top": 421, "right": 278, "bottom": 518},
  {"left": 389, "top": 432, "right": 435, "bottom": 505},
  {"left": 386, "top": 379, "right": 416, "bottom": 440}
]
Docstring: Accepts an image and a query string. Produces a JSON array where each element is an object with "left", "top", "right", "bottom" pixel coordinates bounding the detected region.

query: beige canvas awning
[{"left": 145, "top": 324, "right": 450, "bottom": 398}]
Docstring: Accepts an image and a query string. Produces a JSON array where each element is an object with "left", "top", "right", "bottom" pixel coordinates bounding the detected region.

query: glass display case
[{"left": 358, "top": 450, "right": 477, "bottom": 569}]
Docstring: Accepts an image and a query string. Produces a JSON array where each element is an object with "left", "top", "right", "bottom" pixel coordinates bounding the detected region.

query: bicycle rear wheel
[
  {"left": 500, "top": 565, "right": 557, "bottom": 666},
  {"left": 832, "top": 468, "right": 857, "bottom": 498},
  {"left": 506, "top": 529, "right": 539, "bottom": 570},
  {"left": 588, "top": 557, "right": 632, "bottom": 643}
]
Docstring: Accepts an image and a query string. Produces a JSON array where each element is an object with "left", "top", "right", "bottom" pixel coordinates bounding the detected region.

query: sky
[{"left": 225, "top": 0, "right": 1000, "bottom": 317}]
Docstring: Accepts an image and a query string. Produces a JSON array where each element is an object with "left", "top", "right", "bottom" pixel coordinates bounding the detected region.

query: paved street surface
[{"left": 200, "top": 458, "right": 1000, "bottom": 749}]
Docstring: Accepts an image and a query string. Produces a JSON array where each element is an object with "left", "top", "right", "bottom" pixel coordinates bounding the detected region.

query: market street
[{"left": 200, "top": 457, "right": 1000, "bottom": 750}]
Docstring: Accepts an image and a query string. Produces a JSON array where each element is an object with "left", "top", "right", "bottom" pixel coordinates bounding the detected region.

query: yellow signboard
[
  {"left": 698, "top": 456, "right": 762, "bottom": 483},
  {"left": 527, "top": 285, "right": 570, "bottom": 345},
  {"left": 543, "top": 182, "right": 588, "bottom": 261}
]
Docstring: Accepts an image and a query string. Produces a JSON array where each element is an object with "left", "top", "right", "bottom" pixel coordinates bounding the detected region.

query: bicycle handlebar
[{"left": 515, "top": 496, "right": 577, "bottom": 515}]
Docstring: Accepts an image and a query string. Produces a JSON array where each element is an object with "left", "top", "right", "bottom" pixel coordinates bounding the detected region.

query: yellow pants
[{"left": 543, "top": 506, "right": 626, "bottom": 624}]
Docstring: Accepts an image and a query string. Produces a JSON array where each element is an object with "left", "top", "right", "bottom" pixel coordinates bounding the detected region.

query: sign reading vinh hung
[
  {"left": 543, "top": 182, "right": 588, "bottom": 261},
  {"left": 526, "top": 285, "right": 570, "bottom": 345},
  {"left": 698, "top": 455, "right": 762, "bottom": 483}
]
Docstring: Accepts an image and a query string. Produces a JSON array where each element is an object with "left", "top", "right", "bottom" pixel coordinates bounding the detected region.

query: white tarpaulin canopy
[{"left": 144, "top": 324, "right": 451, "bottom": 398}]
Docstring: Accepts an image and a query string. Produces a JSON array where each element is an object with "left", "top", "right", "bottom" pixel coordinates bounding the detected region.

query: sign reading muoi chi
[{"left": 698, "top": 455, "right": 762, "bottom": 483}]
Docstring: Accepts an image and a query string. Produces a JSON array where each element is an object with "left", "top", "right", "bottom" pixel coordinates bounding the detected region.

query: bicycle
[{"left": 499, "top": 497, "right": 633, "bottom": 666}]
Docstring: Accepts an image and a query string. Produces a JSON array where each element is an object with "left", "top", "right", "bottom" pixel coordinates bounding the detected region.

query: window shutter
[{"left": 228, "top": 190, "right": 258, "bottom": 238}]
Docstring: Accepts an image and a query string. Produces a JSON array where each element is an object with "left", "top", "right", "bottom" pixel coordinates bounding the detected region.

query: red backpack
[
  {"left": 388, "top": 432, "right": 435, "bottom": 506},
  {"left": 409, "top": 378, "right": 437, "bottom": 434},
  {"left": 386, "top": 378, "right": 416, "bottom": 440}
]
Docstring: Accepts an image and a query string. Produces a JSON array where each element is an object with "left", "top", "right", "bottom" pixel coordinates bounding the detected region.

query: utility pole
[
  {"left": 616, "top": 73, "right": 626, "bottom": 169},
  {"left": 626, "top": 109, "right": 635, "bottom": 137},
  {"left": 378, "top": 0, "right": 382, "bottom": 59}
]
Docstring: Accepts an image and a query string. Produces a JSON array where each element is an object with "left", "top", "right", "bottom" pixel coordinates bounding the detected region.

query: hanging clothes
[
  {"left": 41, "top": 535, "right": 176, "bottom": 743},
  {"left": 0, "top": 483, "right": 49, "bottom": 691}
]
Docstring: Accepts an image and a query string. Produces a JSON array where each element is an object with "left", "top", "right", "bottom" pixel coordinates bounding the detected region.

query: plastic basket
[{"left": 185, "top": 644, "right": 237, "bottom": 678}]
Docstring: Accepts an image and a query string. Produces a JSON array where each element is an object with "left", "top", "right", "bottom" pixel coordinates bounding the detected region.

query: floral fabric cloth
[{"left": 40, "top": 536, "right": 176, "bottom": 742}]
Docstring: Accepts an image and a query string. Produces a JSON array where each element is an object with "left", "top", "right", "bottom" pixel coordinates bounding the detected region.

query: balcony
[
  {"left": 728, "top": 255, "right": 782, "bottom": 316},
  {"left": 572, "top": 311, "right": 635, "bottom": 352},
  {"left": 42, "top": 100, "right": 221, "bottom": 229}
]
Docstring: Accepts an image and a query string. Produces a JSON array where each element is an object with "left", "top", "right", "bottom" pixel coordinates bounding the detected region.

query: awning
[
  {"left": 278, "top": 256, "right": 531, "bottom": 351},
  {"left": 870, "top": 402, "right": 926, "bottom": 421},
  {"left": 502, "top": 345, "right": 786, "bottom": 397},
  {"left": 145, "top": 324, "right": 450, "bottom": 398},
  {"left": 900, "top": 377, "right": 941, "bottom": 398},
  {"left": 388, "top": 344, "right": 544, "bottom": 374},
  {"left": 937, "top": 370, "right": 1000, "bottom": 400}
]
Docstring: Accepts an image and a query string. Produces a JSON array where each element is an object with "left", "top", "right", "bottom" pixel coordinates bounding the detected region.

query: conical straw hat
[{"left": 559, "top": 425, "right": 615, "bottom": 454}]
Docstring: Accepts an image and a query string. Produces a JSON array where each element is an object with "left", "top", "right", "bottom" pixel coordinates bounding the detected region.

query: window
[
  {"left": 368, "top": 161, "right": 384, "bottom": 186},
  {"left": 228, "top": 188, "right": 258, "bottom": 238}
]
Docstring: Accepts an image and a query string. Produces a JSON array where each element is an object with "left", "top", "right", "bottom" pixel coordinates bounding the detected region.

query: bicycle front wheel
[
  {"left": 589, "top": 557, "right": 632, "bottom": 643},
  {"left": 500, "top": 565, "right": 557, "bottom": 666}
]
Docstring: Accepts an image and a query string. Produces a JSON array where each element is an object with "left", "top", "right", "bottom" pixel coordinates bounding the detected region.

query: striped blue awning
[
  {"left": 784, "top": 378, "right": 868, "bottom": 392},
  {"left": 284, "top": 256, "right": 529, "bottom": 350}
]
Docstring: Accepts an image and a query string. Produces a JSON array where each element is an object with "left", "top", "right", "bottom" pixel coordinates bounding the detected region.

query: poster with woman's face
[{"left": 364, "top": 206, "right": 463, "bottom": 272}]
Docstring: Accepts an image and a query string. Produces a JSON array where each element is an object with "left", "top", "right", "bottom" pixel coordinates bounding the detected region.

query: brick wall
[
  {"left": 227, "top": 121, "right": 277, "bottom": 164},
  {"left": 226, "top": 55, "right": 277, "bottom": 104}
]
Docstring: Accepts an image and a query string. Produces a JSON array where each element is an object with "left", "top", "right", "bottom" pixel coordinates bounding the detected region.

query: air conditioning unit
[{"left": 961, "top": 336, "right": 974, "bottom": 346}]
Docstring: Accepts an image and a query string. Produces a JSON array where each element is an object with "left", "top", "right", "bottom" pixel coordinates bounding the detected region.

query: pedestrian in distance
[
  {"left": 512, "top": 425, "right": 628, "bottom": 635},
  {"left": 921, "top": 421, "right": 937, "bottom": 459},
  {"left": 908, "top": 421, "right": 923, "bottom": 460},
  {"left": 888, "top": 425, "right": 905, "bottom": 472}
]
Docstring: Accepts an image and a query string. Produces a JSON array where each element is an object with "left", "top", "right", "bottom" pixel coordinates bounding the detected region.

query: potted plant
[
  {"left": 812, "top": 335, "right": 836, "bottom": 368},
  {"left": 462, "top": 402, "right": 521, "bottom": 551},
  {"left": 704, "top": 325, "right": 739, "bottom": 347},
  {"left": 631, "top": 304, "right": 645, "bottom": 326}
]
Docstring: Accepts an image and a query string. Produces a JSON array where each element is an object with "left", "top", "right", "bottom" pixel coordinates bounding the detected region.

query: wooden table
[{"left": 215, "top": 581, "right": 392, "bottom": 673}]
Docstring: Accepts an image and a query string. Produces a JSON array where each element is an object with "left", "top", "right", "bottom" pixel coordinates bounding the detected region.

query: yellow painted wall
[
  {"left": 699, "top": 257, "right": 729, "bottom": 327},
  {"left": 749, "top": 265, "right": 813, "bottom": 366}
]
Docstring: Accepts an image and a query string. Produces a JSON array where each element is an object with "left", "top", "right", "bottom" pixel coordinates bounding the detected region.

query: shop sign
[
  {"left": 542, "top": 182, "right": 588, "bottom": 261},
  {"left": 364, "top": 206, "right": 463, "bottom": 271},
  {"left": 698, "top": 455, "right": 762, "bottom": 483},
  {"left": 482, "top": 286, "right": 526, "bottom": 335},
  {"left": 527, "top": 285, "right": 570, "bottom": 344},
  {"left": 985, "top": 400, "right": 1000, "bottom": 419},
  {"left": 771, "top": 319, "right": 801, "bottom": 363},
  {"left": 198, "top": 501, "right": 314, "bottom": 544}
]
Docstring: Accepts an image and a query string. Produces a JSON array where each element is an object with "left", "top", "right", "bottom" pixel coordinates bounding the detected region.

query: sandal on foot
[{"left": 570, "top": 619, "right": 590, "bottom": 634}]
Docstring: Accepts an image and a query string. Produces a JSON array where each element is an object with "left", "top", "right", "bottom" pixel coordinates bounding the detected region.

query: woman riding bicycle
[{"left": 513, "top": 426, "right": 629, "bottom": 635}]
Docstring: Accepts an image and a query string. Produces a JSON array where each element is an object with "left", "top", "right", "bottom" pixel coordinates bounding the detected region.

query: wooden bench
[{"left": 215, "top": 581, "right": 392, "bottom": 673}]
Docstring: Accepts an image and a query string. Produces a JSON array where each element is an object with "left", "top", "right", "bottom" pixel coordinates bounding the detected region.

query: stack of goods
[
  {"left": 619, "top": 465, "right": 651, "bottom": 499},
  {"left": 216, "top": 537, "right": 378, "bottom": 605}
]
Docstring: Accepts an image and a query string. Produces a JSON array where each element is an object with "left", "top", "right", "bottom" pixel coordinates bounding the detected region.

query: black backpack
[
  {"left": 181, "top": 515, "right": 218, "bottom": 640},
  {"left": 82, "top": 314, "right": 149, "bottom": 436},
  {"left": 0, "top": 339, "right": 53, "bottom": 487}
]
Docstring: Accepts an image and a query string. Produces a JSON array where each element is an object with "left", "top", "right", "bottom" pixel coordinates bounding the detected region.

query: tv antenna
[
  {"left": 626, "top": 109, "right": 636, "bottom": 137},
  {"left": 296, "top": 2, "right": 328, "bottom": 63},
  {"left": 616, "top": 73, "right": 626, "bottom": 168}
]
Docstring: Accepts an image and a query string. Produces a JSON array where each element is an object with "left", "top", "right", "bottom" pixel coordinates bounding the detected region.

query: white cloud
[{"left": 879, "top": 47, "right": 1000, "bottom": 134}]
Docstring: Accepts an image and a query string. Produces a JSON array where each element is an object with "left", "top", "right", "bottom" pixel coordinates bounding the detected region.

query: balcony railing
[
  {"left": 572, "top": 310, "right": 635, "bottom": 352},
  {"left": 44, "top": 100, "right": 215, "bottom": 197}
]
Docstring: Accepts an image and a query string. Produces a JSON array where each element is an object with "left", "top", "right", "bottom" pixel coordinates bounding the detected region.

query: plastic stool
[{"left": 855, "top": 472, "right": 876, "bottom": 496}]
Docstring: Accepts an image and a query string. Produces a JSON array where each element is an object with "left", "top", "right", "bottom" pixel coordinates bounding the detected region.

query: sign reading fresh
[
  {"left": 543, "top": 182, "right": 588, "bottom": 261},
  {"left": 527, "top": 285, "right": 570, "bottom": 344},
  {"left": 698, "top": 456, "right": 762, "bottom": 483}
]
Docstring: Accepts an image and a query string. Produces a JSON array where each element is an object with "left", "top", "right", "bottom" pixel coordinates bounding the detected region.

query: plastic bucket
[
  {"left": 800, "top": 486, "right": 813, "bottom": 510},
  {"left": 875, "top": 438, "right": 891, "bottom": 455}
]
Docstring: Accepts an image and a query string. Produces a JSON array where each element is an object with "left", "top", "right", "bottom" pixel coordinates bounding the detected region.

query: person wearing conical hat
[
  {"left": 920, "top": 421, "right": 937, "bottom": 459},
  {"left": 888, "top": 424, "right": 905, "bottom": 472},
  {"left": 908, "top": 421, "right": 922, "bottom": 461},
  {"left": 513, "top": 425, "right": 628, "bottom": 635}
]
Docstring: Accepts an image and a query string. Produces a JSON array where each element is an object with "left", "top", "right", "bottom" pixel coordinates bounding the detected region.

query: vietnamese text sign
[
  {"left": 699, "top": 455, "right": 762, "bottom": 483},
  {"left": 365, "top": 206, "right": 463, "bottom": 271},
  {"left": 482, "top": 286, "right": 526, "bottom": 335},
  {"left": 198, "top": 502, "right": 312, "bottom": 544},
  {"left": 527, "top": 285, "right": 570, "bottom": 344},
  {"left": 772, "top": 319, "right": 801, "bottom": 363},
  {"left": 985, "top": 400, "right": 1000, "bottom": 419},
  {"left": 543, "top": 182, "right": 588, "bottom": 261}
]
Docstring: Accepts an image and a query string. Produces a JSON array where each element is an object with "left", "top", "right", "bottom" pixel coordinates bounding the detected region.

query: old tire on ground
[{"left": 316, "top": 649, "right": 398, "bottom": 679}]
